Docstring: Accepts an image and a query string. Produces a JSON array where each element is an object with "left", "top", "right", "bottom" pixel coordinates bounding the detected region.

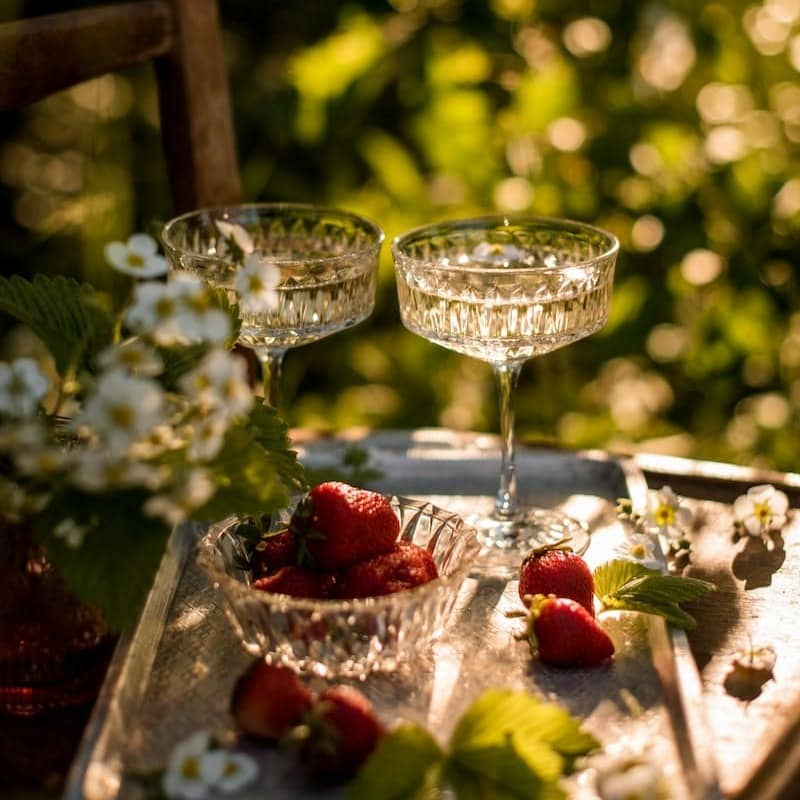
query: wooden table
[{"left": 5, "top": 432, "right": 800, "bottom": 799}]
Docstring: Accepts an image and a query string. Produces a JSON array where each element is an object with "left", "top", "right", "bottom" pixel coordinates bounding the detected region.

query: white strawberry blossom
[
  {"left": 472, "top": 241, "right": 529, "bottom": 265},
  {"left": 171, "top": 273, "right": 232, "bottom": 344},
  {"left": 125, "top": 281, "right": 186, "bottom": 345},
  {"left": 200, "top": 750, "right": 259, "bottom": 795},
  {"left": 645, "top": 485, "right": 692, "bottom": 542},
  {"left": 179, "top": 348, "right": 253, "bottom": 420},
  {"left": 733, "top": 484, "right": 789, "bottom": 537},
  {"left": 161, "top": 732, "right": 221, "bottom": 800},
  {"left": 0, "top": 358, "right": 50, "bottom": 417},
  {"left": 234, "top": 254, "right": 280, "bottom": 313},
  {"left": 97, "top": 339, "right": 164, "bottom": 377},
  {"left": 76, "top": 370, "right": 165, "bottom": 453},
  {"left": 71, "top": 449, "right": 168, "bottom": 493},
  {"left": 215, "top": 219, "right": 255, "bottom": 255},
  {"left": 104, "top": 233, "right": 168, "bottom": 278},
  {"left": 596, "top": 759, "right": 665, "bottom": 800},
  {"left": 185, "top": 412, "right": 229, "bottom": 462},
  {"left": 125, "top": 277, "right": 231, "bottom": 346},
  {"left": 53, "top": 518, "right": 89, "bottom": 548},
  {"left": 14, "top": 444, "right": 69, "bottom": 477},
  {"left": 614, "top": 531, "right": 664, "bottom": 572},
  {"left": 144, "top": 468, "right": 215, "bottom": 526},
  {"left": 161, "top": 732, "right": 259, "bottom": 800}
]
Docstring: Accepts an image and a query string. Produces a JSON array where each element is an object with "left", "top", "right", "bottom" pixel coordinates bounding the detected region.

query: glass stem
[
  {"left": 493, "top": 362, "right": 522, "bottom": 519},
  {"left": 255, "top": 347, "right": 287, "bottom": 407}
]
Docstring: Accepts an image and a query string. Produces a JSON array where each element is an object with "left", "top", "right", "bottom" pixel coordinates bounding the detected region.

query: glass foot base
[{"left": 471, "top": 508, "right": 590, "bottom": 556}]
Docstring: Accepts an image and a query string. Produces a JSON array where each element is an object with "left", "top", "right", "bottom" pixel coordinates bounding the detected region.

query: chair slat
[
  {"left": 0, "top": 1, "right": 173, "bottom": 112},
  {"left": 156, "top": 0, "right": 241, "bottom": 212}
]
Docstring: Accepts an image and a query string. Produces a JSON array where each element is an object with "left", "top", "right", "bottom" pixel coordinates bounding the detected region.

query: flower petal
[
  {"left": 733, "top": 494, "right": 754, "bottom": 521},
  {"left": 770, "top": 489, "right": 789, "bottom": 516},
  {"left": 127, "top": 233, "right": 159, "bottom": 257},
  {"left": 104, "top": 241, "right": 129, "bottom": 270},
  {"left": 743, "top": 516, "right": 763, "bottom": 536}
]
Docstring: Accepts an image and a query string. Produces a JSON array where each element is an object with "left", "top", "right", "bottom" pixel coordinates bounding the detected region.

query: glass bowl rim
[
  {"left": 391, "top": 214, "right": 619, "bottom": 276},
  {"left": 197, "top": 495, "right": 481, "bottom": 613},
  {"left": 161, "top": 202, "right": 385, "bottom": 267}
]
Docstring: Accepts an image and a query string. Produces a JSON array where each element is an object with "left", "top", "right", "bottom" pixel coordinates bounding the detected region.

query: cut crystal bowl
[{"left": 197, "top": 495, "right": 480, "bottom": 677}]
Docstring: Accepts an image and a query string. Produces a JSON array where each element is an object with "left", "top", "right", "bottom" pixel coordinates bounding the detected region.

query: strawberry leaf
[
  {"left": 450, "top": 689, "right": 597, "bottom": 786},
  {"left": 34, "top": 487, "right": 170, "bottom": 630},
  {"left": 0, "top": 274, "right": 115, "bottom": 377},
  {"left": 345, "top": 724, "right": 443, "bottom": 800},
  {"left": 446, "top": 744, "right": 551, "bottom": 799},
  {"left": 594, "top": 559, "right": 715, "bottom": 630}
]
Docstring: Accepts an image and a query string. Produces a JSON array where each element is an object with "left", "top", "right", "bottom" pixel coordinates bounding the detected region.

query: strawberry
[
  {"left": 301, "top": 685, "right": 386, "bottom": 780},
  {"left": 253, "top": 565, "right": 336, "bottom": 599},
  {"left": 290, "top": 482, "right": 399, "bottom": 570},
  {"left": 251, "top": 528, "right": 297, "bottom": 577},
  {"left": 336, "top": 541, "right": 439, "bottom": 599},
  {"left": 519, "top": 540, "right": 595, "bottom": 616},
  {"left": 231, "top": 660, "right": 313, "bottom": 740},
  {"left": 524, "top": 595, "right": 614, "bottom": 668}
]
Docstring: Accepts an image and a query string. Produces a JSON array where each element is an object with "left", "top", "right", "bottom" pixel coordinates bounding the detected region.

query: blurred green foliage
[{"left": 2, "top": 0, "right": 800, "bottom": 470}]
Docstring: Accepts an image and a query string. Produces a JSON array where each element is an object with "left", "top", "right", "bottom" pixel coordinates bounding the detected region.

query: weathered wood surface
[{"left": 640, "top": 455, "right": 800, "bottom": 800}]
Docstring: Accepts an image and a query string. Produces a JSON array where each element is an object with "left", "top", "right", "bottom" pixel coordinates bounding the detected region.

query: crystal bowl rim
[
  {"left": 391, "top": 214, "right": 619, "bottom": 275},
  {"left": 196, "top": 495, "right": 481, "bottom": 613},
  {"left": 161, "top": 202, "right": 385, "bottom": 267}
]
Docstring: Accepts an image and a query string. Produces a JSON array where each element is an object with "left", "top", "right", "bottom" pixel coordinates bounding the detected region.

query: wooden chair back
[{"left": 0, "top": 0, "right": 241, "bottom": 213}]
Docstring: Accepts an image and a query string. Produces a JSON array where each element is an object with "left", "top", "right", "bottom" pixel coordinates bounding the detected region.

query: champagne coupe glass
[
  {"left": 162, "top": 203, "right": 384, "bottom": 406},
  {"left": 392, "top": 216, "right": 618, "bottom": 553}
]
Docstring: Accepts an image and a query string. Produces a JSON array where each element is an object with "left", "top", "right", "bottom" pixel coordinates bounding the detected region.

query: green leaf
[
  {"left": 593, "top": 559, "right": 660, "bottom": 599},
  {"left": 156, "top": 287, "right": 241, "bottom": 389},
  {"left": 594, "top": 559, "right": 715, "bottom": 630},
  {"left": 346, "top": 724, "right": 443, "bottom": 800},
  {"left": 158, "top": 343, "right": 209, "bottom": 390},
  {"left": 447, "top": 745, "right": 548, "bottom": 799},
  {"left": 196, "top": 430, "right": 290, "bottom": 522},
  {"left": 35, "top": 488, "right": 171, "bottom": 630},
  {"left": 450, "top": 689, "right": 597, "bottom": 785},
  {"left": 244, "top": 403, "right": 307, "bottom": 494},
  {"left": 0, "top": 274, "right": 115, "bottom": 377}
]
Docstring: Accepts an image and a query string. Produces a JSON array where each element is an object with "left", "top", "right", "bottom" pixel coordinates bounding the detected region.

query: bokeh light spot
[{"left": 681, "top": 249, "right": 725, "bottom": 285}]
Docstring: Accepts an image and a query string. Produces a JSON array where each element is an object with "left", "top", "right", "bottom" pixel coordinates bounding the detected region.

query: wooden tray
[{"left": 65, "top": 430, "right": 721, "bottom": 799}]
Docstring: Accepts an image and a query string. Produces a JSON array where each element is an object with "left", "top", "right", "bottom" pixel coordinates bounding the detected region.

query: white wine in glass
[
  {"left": 392, "top": 216, "right": 618, "bottom": 552},
  {"left": 162, "top": 203, "right": 384, "bottom": 406}
]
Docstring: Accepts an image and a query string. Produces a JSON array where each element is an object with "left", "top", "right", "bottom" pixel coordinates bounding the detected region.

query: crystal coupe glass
[
  {"left": 392, "top": 216, "right": 618, "bottom": 552},
  {"left": 162, "top": 204, "right": 384, "bottom": 406}
]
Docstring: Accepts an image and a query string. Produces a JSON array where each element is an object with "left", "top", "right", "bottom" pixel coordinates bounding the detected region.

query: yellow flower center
[
  {"left": 753, "top": 501, "right": 773, "bottom": 526},
  {"left": 631, "top": 542, "right": 648, "bottom": 558},
  {"left": 8, "top": 374, "right": 27, "bottom": 397},
  {"left": 654, "top": 504, "right": 675, "bottom": 526},
  {"left": 121, "top": 350, "right": 143, "bottom": 366},
  {"left": 155, "top": 297, "right": 176, "bottom": 319},
  {"left": 126, "top": 253, "right": 145, "bottom": 269},
  {"left": 186, "top": 291, "right": 211, "bottom": 313},
  {"left": 247, "top": 274, "right": 264, "bottom": 292},
  {"left": 109, "top": 404, "right": 135, "bottom": 429},
  {"left": 224, "top": 761, "right": 238, "bottom": 776},
  {"left": 180, "top": 756, "right": 200, "bottom": 780}
]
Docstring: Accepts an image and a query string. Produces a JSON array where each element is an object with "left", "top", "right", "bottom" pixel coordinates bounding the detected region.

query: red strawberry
[
  {"left": 336, "top": 541, "right": 439, "bottom": 599},
  {"left": 231, "top": 660, "right": 313, "bottom": 740},
  {"left": 253, "top": 565, "right": 336, "bottom": 599},
  {"left": 527, "top": 595, "right": 614, "bottom": 668},
  {"left": 290, "top": 482, "right": 399, "bottom": 570},
  {"left": 302, "top": 685, "right": 386, "bottom": 780},
  {"left": 251, "top": 528, "right": 297, "bottom": 577},
  {"left": 519, "top": 541, "right": 595, "bottom": 616}
]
